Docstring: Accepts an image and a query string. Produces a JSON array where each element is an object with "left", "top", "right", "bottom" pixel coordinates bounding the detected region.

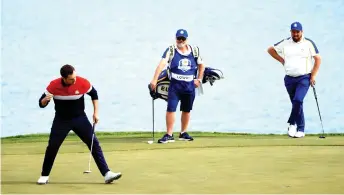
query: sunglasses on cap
[{"left": 176, "top": 36, "right": 186, "bottom": 41}]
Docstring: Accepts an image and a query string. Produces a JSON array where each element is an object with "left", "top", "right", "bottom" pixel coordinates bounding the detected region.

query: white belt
[
  {"left": 286, "top": 73, "right": 311, "bottom": 77},
  {"left": 171, "top": 72, "right": 205, "bottom": 96},
  {"left": 171, "top": 73, "right": 194, "bottom": 82}
]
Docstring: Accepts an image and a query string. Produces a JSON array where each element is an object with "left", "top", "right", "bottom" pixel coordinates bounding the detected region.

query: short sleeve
[
  {"left": 305, "top": 38, "right": 319, "bottom": 56},
  {"left": 197, "top": 54, "right": 204, "bottom": 64},
  {"left": 193, "top": 46, "right": 204, "bottom": 64},
  {"left": 46, "top": 81, "right": 54, "bottom": 95},
  {"left": 78, "top": 77, "right": 92, "bottom": 94},
  {"left": 161, "top": 48, "right": 170, "bottom": 61},
  {"left": 273, "top": 39, "right": 286, "bottom": 55}
]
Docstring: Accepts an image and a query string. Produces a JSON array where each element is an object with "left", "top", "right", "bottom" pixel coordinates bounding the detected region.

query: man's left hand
[
  {"left": 93, "top": 113, "right": 99, "bottom": 124},
  {"left": 194, "top": 79, "right": 201, "bottom": 88},
  {"left": 310, "top": 76, "right": 316, "bottom": 87}
]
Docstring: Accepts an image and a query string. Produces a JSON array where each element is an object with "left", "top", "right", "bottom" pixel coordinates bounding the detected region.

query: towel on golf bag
[{"left": 148, "top": 67, "right": 224, "bottom": 101}]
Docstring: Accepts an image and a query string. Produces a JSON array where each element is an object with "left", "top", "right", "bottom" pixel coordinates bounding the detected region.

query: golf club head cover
[{"left": 202, "top": 67, "right": 224, "bottom": 86}]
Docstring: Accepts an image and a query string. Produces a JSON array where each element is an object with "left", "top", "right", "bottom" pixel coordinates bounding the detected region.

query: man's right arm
[
  {"left": 267, "top": 39, "right": 285, "bottom": 65},
  {"left": 39, "top": 93, "right": 49, "bottom": 108},
  {"left": 150, "top": 48, "right": 169, "bottom": 90},
  {"left": 153, "top": 59, "right": 167, "bottom": 79},
  {"left": 39, "top": 86, "right": 54, "bottom": 108}
]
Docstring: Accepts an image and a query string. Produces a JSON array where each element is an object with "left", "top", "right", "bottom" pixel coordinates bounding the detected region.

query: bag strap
[
  {"left": 190, "top": 45, "right": 199, "bottom": 59},
  {"left": 167, "top": 45, "right": 175, "bottom": 64},
  {"left": 168, "top": 44, "right": 199, "bottom": 63}
]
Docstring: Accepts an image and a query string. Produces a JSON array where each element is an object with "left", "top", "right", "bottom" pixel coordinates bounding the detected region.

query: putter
[
  {"left": 147, "top": 98, "right": 155, "bottom": 144},
  {"left": 312, "top": 86, "right": 325, "bottom": 139},
  {"left": 147, "top": 84, "right": 155, "bottom": 144},
  {"left": 84, "top": 123, "right": 96, "bottom": 173},
  {"left": 152, "top": 98, "right": 155, "bottom": 141}
]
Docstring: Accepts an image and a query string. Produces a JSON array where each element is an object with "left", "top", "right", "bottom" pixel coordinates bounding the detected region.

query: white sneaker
[
  {"left": 37, "top": 176, "right": 49, "bottom": 185},
  {"left": 288, "top": 124, "right": 297, "bottom": 137},
  {"left": 104, "top": 171, "right": 122, "bottom": 184},
  {"left": 294, "top": 131, "right": 305, "bottom": 138}
]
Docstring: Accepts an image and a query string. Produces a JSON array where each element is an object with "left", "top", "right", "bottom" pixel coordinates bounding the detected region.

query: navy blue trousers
[
  {"left": 41, "top": 115, "right": 110, "bottom": 176},
  {"left": 284, "top": 74, "right": 311, "bottom": 132}
]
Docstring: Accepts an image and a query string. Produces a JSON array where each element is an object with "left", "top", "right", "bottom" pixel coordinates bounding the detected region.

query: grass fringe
[{"left": 1, "top": 131, "right": 343, "bottom": 143}]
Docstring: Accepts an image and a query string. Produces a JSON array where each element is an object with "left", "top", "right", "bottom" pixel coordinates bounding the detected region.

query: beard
[
  {"left": 292, "top": 36, "right": 301, "bottom": 42},
  {"left": 177, "top": 42, "right": 186, "bottom": 48}
]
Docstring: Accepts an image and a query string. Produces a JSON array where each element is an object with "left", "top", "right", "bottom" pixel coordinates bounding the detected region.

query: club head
[
  {"left": 83, "top": 170, "right": 92, "bottom": 174},
  {"left": 319, "top": 136, "right": 326, "bottom": 139}
]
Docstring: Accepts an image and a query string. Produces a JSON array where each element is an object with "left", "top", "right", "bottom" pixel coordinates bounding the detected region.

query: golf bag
[{"left": 148, "top": 67, "right": 224, "bottom": 101}]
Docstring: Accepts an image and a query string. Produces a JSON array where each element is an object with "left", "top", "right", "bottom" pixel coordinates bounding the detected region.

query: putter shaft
[{"left": 313, "top": 87, "right": 325, "bottom": 138}]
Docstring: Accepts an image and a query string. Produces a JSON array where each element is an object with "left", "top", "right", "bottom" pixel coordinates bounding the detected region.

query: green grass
[{"left": 1, "top": 132, "right": 344, "bottom": 194}]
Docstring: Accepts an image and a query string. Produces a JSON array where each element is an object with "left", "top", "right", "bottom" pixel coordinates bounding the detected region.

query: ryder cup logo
[{"left": 178, "top": 58, "right": 191, "bottom": 72}]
